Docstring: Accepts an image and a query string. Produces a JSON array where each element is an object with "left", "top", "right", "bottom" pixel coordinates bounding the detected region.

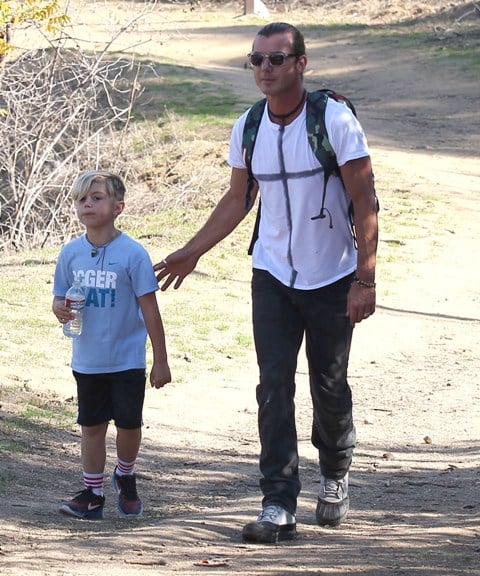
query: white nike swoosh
[{"left": 88, "top": 503, "right": 102, "bottom": 510}]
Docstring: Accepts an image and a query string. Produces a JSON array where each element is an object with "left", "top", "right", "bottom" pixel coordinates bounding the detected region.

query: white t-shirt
[{"left": 228, "top": 97, "right": 370, "bottom": 290}]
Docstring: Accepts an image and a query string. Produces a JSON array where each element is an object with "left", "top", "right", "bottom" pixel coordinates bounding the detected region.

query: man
[{"left": 155, "top": 22, "right": 378, "bottom": 544}]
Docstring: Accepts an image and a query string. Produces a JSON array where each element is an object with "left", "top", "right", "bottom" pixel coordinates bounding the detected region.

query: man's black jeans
[{"left": 252, "top": 268, "right": 356, "bottom": 515}]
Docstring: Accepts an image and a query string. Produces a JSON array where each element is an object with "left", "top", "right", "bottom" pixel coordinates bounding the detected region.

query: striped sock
[
  {"left": 116, "top": 458, "right": 136, "bottom": 476},
  {"left": 83, "top": 471, "right": 104, "bottom": 496}
]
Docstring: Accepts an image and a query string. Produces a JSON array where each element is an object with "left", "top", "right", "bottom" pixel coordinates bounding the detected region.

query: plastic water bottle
[{"left": 63, "top": 278, "right": 85, "bottom": 338}]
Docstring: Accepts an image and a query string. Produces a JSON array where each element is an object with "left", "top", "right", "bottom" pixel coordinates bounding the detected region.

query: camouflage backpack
[{"left": 242, "top": 88, "right": 369, "bottom": 254}]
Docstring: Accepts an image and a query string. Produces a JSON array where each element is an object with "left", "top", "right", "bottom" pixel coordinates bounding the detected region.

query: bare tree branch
[{"left": 0, "top": 44, "right": 142, "bottom": 249}]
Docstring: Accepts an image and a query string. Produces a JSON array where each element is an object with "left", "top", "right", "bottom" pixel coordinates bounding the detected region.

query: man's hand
[
  {"left": 347, "top": 282, "right": 376, "bottom": 325},
  {"left": 154, "top": 248, "right": 199, "bottom": 291}
]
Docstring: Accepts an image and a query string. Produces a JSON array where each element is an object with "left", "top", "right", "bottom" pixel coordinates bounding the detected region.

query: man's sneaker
[
  {"left": 59, "top": 488, "right": 105, "bottom": 520},
  {"left": 242, "top": 505, "right": 297, "bottom": 544},
  {"left": 316, "top": 473, "right": 349, "bottom": 527},
  {"left": 111, "top": 467, "right": 143, "bottom": 517}
]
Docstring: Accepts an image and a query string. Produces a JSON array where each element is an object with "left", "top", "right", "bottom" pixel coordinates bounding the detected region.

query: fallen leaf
[{"left": 194, "top": 557, "right": 230, "bottom": 567}]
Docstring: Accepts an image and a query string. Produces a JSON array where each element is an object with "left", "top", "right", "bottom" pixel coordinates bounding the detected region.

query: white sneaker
[{"left": 242, "top": 505, "right": 297, "bottom": 543}]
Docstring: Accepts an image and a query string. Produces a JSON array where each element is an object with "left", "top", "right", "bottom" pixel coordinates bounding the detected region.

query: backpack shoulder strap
[
  {"left": 307, "top": 89, "right": 376, "bottom": 246},
  {"left": 306, "top": 88, "right": 357, "bottom": 177},
  {"left": 242, "top": 98, "right": 267, "bottom": 255},
  {"left": 306, "top": 90, "right": 340, "bottom": 223},
  {"left": 242, "top": 97, "right": 267, "bottom": 211},
  {"left": 317, "top": 88, "right": 357, "bottom": 116}
]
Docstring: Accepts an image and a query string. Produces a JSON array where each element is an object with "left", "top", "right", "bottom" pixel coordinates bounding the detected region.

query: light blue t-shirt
[{"left": 53, "top": 232, "right": 158, "bottom": 374}]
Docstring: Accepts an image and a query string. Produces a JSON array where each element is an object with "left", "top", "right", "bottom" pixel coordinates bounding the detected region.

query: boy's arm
[{"left": 138, "top": 292, "right": 171, "bottom": 389}]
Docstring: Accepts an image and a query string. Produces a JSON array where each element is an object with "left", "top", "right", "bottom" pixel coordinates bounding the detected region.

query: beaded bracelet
[{"left": 353, "top": 276, "right": 376, "bottom": 288}]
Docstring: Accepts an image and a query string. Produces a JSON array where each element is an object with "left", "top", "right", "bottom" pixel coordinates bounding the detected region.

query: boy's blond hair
[{"left": 70, "top": 170, "right": 126, "bottom": 202}]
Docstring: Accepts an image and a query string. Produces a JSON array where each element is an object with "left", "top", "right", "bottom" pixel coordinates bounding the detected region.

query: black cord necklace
[
  {"left": 86, "top": 231, "right": 120, "bottom": 257},
  {"left": 268, "top": 89, "right": 307, "bottom": 125}
]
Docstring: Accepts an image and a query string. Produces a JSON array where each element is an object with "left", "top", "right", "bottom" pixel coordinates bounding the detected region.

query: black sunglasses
[{"left": 248, "top": 51, "right": 297, "bottom": 67}]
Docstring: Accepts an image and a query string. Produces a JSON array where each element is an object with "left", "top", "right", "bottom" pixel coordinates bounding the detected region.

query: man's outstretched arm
[{"left": 154, "top": 167, "right": 257, "bottom": 291}]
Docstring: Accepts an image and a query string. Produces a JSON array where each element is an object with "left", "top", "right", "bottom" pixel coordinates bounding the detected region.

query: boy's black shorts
[{"left": 73, "top": 369, "right": 146, "bottom": 429}]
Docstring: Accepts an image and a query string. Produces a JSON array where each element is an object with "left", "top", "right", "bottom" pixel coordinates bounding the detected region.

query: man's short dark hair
[{"left": 256, "top": 22, "right": 306, "bottom": 56}]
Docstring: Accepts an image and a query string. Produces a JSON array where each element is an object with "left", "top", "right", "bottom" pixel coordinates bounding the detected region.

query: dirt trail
[{"left": 1, "top": 3, "right": 479, "bottom": 575}]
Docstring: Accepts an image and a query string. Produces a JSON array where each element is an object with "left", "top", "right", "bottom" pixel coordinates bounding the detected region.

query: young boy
[{"left": 52, "top": 170, "right": 171, "bottom": 519}]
